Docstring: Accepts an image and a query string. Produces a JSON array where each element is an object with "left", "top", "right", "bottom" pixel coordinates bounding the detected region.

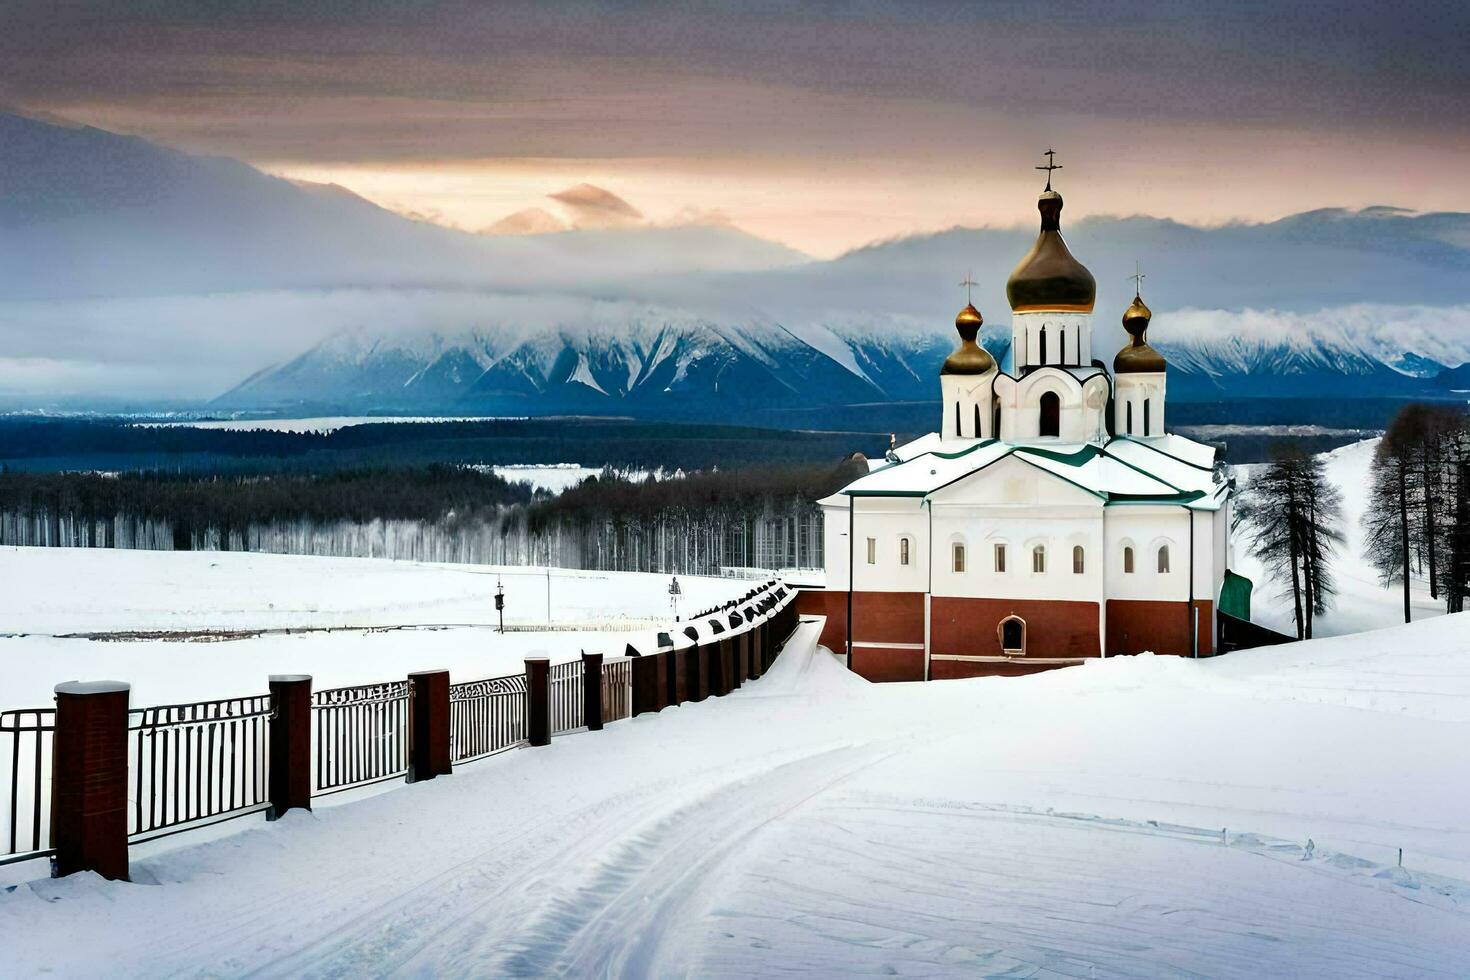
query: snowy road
[{"left": 5, "top": 618, "right": 1470, "bottom": 977}]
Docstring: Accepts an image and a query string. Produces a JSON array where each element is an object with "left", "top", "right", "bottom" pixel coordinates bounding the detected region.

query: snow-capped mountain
[
  {"left": 217, "top": 299, "right": 1470, "bottom": 419},
  {"left": 218, "top": 308, "right": 954, "bottom": 419}
]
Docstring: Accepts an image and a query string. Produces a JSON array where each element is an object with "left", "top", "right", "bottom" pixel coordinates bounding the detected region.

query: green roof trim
[
  {"left": 1013, "top": 443, "right": 1101, "bottom": 467},
  {"left": 1103, "top": 490, "right": 1208, "bottom": 505},
  {"left": 1099, "top": 445, "right": 1187, "bottom": 494},
  {"left": 1114, "top": 434, "right": 1215, "bottom": 471},
  {"left": 844, "top": 490, "right": 930, "bottom": 498}
]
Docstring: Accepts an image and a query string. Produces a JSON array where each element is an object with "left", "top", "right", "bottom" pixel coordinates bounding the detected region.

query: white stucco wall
[
  {"left": 1012, "top": 311, "right": 1093, "bottom": 368},
  {"left": 939, "top": 370, "right": 997, "bottom": 441},
  {"left": 1113, "top": 372, "right": 1167, "bottom": 437},
  {"left": 823, "top": 497, "right": 929, "bottom": 594}
]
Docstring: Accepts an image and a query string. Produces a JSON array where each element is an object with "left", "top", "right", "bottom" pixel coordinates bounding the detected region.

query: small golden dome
[
  {"left": 955, "top": 303, "right": 983, "bottom": 340},
  {"left": 1113, "top": 293, "right": 1166, "bottom": 374},
  {"left": 1005, "top": 190, "right": 1097, "bottom": 313},
  {"left": 942, "top": 303, "right": 995, "bottom": 375}
]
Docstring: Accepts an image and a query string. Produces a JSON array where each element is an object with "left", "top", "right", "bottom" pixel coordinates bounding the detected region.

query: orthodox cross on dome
[
  {"left": 959, "top": 272, "right": 978, "bottom": 305},
  {"left": 1035, "top": 148, "right": 1062, "bottom": 190},
  {"left": 1129, "top": 261, "right": 1146, "bottom": 296}
]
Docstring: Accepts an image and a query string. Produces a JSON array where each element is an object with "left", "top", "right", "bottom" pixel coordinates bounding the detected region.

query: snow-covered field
[
  {"left": 3, "top": 439, "right": 1470, "bottom": 976},
  {"left": 1231, "top": 438, "right": 1446, "bottom": 637},
  {"left": 3, "top": 612, "right": 1469, "bottom": 976},
  {"left": 0, "top": 548, "right": 744, "bottom": 706}
]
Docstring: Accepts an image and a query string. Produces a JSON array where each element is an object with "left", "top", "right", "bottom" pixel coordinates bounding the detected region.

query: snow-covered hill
[{"left": 2, "top": 604, "right": 1468, "bottom": 975}]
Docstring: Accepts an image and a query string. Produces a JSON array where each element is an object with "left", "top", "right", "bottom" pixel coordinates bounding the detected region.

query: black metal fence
[
  {"left": 128, "top": 695, "right": 272, "bottom": 840},
  {"left": 1, "top": 708, "right": 54, "bottom": 865},
  {"left": 1, "top": 579, "right": 802, "bottom": 874},
  {"left": 312, "top": 681, "right": 410, "bottom": 795},
  {"left": 449, "top": 674, "right": 526, "bottom": 763},
  {"left": 601, "top": 659, "right": 632, "bottom": 725},
  {"left": 549, "top": 660, "right": 585, "bottom": 735}
]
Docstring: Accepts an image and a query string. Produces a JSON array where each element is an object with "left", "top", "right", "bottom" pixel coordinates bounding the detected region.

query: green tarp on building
[{"left": 1220, "top": 569, "right": 1252, "bottom": 621}]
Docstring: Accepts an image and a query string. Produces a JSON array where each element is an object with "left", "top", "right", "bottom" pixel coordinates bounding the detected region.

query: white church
[{"left": 806, "top": 157, "right": 1234, "bottom": 681}]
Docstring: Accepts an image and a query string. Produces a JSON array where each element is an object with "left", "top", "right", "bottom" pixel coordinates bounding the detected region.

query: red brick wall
[
  {"left": 852, "top": 591, "right": 925, "bottom": 646},
  {"left": 1107, "top": 599, "right": 1214, "bottom": 656},
  {"left": 850, "top": 645, "right": 925, "bottom": 682},
  {"left": 929, "top": 659, "right": 1072, "bottom": 680},
  {"left": 797, "top": 589, "right": 848, "bottom": 652},
  {"left": 931, "top": 597, "right": 1100, "bottom": 659}
]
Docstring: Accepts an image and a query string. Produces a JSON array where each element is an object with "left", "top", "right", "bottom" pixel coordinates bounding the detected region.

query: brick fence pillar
[
  {"left": 267, "top": 674, "right": 313, "bottom": 820},
  {"left": 631, "top": 653, "right": 657, "bottom": 717},
  {"left": 51, "top": 681, "right": 130, "bottom": 881},
  {"left": 710, "top": 637, "right": 729, "bottom": 697},
  {"left": 582, "top": 652, "right": 604, "bottom": 731},
  {"left": 655, "top": 633, "right": 673, "bottom": 709},
  {"left": 407, "top": 669, "right": 451, "bottom": 782},
  {"left": 525, "top": 657, "right": 551, "bottom": 746}
]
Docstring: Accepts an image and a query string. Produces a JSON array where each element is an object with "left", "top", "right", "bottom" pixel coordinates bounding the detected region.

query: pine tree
[{"left": 1236, "top": 443, "right": 1343, "bottom": 640}]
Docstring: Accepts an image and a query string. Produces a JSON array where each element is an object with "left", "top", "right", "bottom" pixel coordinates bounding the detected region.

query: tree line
[
  {"left": 1237, "top": 402, "right": 1470, "bottom": 640},
  {"left": 1363, "top": 404, "right": 1470, "bottom": 617},
  {"left": 0, "top": 457, "right": 861, "bottom": 574}
]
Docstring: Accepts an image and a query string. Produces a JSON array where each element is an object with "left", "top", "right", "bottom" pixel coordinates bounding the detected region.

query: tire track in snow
[{"left": 478, "top": 741, "right": 906, "bottom": 977}]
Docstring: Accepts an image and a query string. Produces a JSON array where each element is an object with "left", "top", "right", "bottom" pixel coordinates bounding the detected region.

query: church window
[
  {"left": 1126, "top": 401, "right": 1133, "bottom": 434},
  {"left": 994, "top": 543, "right": 1006, "bottom": 573},
  {"left": 1032, "top": 545, "right": 1046, "bottom": 574},
  {"left": 1123, "top": 546, "right": 1135, "bottom": 573},
  {"left": 1157, "top": 544, "right": 1171, "bottom": 574},
  {"left": 1072, "top": 545, "right": 1084, "bottom": 574},
  {"left": 1039, "top": 325, "right": 1047, "bottom": 365},
  {"left": 866, "top": 537, "right": 876, "bottom": 565},
  {"left": 974, "top": 404, "right": 982, "bottom": 438},
  {"left": 1039, "top": 391, "right": 1060, "bottom": 437},
  {"left": 952, "top": 543, "right": 966, "bottom": 573},
  {"left": 900, "top": 537, "right": 911, "bottom": 566},
  {"left": 1144, "top": 398, "right": 1152, "bottom": 436},
  {"left": 955, "top": 401, "right": 962, "bottom": 437},
  {"left": 998, "top": 615, "right": 1026, "bottom": 656}
]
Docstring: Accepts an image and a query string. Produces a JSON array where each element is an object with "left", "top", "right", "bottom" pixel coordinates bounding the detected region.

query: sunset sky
[{"left": 5, "top": 1, "right": 1469, "bottom": 256}]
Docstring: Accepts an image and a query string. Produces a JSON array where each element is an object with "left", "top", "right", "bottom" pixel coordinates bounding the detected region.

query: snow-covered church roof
[{"left": 821, "top": 432, "right": 1226, "bottom": 511}]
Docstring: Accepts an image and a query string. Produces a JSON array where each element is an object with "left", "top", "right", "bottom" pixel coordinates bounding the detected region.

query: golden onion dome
[
  {"left": 941, "top": 303, "right": 996, "bottom": 375},
  {"left": 1113, "top": 293, "right": 1167, "bottom": 373},
  {"left": 1005, "top": 190, "right": 1097, "bottom": 313}
]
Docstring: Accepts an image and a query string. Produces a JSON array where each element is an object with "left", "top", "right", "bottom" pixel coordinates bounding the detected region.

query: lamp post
[
  {"left": 494, "top": 578, "right": 505, "bottom": 634},
  {"left": 669, "top": 574, "right": 682, "bottom": 621}
]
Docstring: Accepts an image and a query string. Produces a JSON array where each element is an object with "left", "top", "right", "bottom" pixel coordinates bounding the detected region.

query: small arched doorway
[
  {"left": 998, "top": 614, "right": 1026, "bottom": 656},
  {"left": 1039, "top": 391, "right": 1060, "bottom": 437}
]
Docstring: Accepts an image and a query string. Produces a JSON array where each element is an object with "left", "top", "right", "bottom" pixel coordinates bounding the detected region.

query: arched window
[
  {"left": 1157, "top": 544, "right": 1170, "bottom": 574},
  {"left": 994, "top": 543, "right": 1007, "bottom": 573},
  {"left": 1039, "top": 391, "right": 1060, "bottom": 437},
  {"left": 1123, "top": 546, "right": 1135, "bottom": 574},
  {"left": 955, "top": 401, "right": 962, "bottom": 437},
  {"left": 1126, "top": 401, "right": 1133, "bottom": 434},
  {"left": 866, "top": 537, "right": 876, "bottom": 565},
  {"left": 1144, "top": 398, "right": 1152, "bottom": 436},
  {"left": 899, "top": 537, "right": 911, "bottom": 566},
  {"left": 952, "top": 543, "right": 966, "bottom": 573},
  {"left": 1039, "top": 325, "right": 1048, "bottom": 365},
  {"left": 1072, "top": 545, "right": 1084, "bottom": 574},
  {"left": 973, "top": 404, "right": 982, "bottom": 438},
  {"left": 1032, "top": 545, "right": 1046, "bottom": 574},
  {"left": 998, "top": 615, "right": 1026, "bottom": 656}
]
